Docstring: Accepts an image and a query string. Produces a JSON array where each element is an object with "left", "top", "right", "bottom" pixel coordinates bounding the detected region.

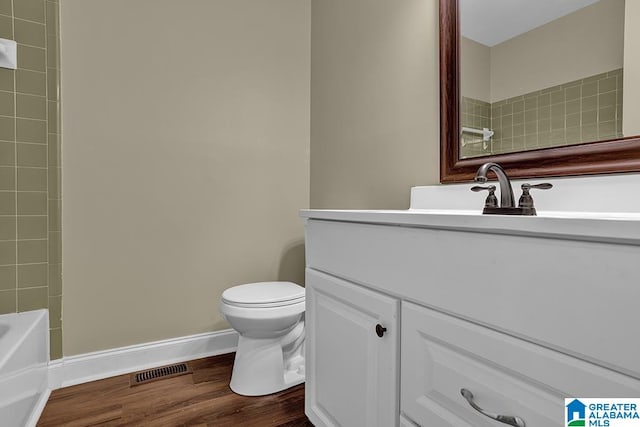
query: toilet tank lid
[{"left": 222, "top": 281, "right": 305, "bottom": 305}]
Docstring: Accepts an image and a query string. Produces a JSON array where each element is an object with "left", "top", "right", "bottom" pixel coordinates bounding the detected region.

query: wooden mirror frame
[{"left": 440, "top": 0, "right": 640, "bottom": 183}]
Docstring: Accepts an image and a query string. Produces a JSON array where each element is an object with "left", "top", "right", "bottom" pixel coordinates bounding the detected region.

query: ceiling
[{"left": 460, "top": 0, "right": 601, "bottom": 46}]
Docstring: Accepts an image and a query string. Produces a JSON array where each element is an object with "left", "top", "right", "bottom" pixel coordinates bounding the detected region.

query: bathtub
[{"left": 0, "top": 310, "right": 50, "bottom": 427}]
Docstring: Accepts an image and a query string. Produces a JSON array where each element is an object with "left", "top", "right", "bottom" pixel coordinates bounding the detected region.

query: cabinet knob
[{"left": 375, "top": 324, "right": 387, "bottom": 337}]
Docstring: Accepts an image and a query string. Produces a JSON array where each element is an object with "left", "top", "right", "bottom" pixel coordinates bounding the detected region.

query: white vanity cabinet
[
  {"left": 302, "top": 212, "right": 640, "bottom": 427},
  {"left": 305, "top": 269, "right": 399, "bottom": 427}
]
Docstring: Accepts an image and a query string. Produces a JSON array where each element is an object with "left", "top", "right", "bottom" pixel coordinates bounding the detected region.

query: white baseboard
[{"left": 48, "top": 329, "right": 238, "bottom": 390}]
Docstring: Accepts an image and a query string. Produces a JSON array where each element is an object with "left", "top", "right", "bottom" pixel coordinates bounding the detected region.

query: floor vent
[{"left": 130, "top": 362, "right": 191, "bottom": 386}]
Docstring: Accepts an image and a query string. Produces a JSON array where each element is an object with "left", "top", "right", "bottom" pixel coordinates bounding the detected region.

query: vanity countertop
[{"left": 300, "top": 208, "right": 640, "bottom": 246}]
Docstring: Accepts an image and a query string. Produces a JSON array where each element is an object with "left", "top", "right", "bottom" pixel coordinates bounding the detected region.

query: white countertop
[{"left": 300, "top": 208, "right": 640, "bottom": 246}]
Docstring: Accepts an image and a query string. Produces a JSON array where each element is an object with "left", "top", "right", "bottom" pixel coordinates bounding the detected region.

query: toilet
[{"left": 219, "top": 281, "right": 305, "bottom": 396}]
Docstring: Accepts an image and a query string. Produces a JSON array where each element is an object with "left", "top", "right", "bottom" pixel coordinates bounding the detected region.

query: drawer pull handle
[
  {"left": 375, "top": 324, "right": 387, "bottom": 337},
  {"left": 460, "top": 388, "right": 525, "bottom": 427}
]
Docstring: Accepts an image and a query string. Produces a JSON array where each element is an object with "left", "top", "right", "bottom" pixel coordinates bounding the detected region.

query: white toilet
[{"left": 219, "top": 281, "right": 305, "bottom": 396}]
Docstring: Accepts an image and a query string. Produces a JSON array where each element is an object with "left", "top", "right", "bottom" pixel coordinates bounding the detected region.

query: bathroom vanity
[{"left": 301, "top": 176, "right": 640, "bottom": 427}]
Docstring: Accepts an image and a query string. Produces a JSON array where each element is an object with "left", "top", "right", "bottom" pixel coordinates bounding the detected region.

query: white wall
[{"left": 61, "top": 0, "right": 310, "bottom": 356}]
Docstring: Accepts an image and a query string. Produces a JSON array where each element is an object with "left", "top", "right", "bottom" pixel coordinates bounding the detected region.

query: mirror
[
  {"left": 460, "top": 0, "right": 624, "bottom": 159},
  {"left": 440, "top": 0, "right": 640, "bottom": 182}
]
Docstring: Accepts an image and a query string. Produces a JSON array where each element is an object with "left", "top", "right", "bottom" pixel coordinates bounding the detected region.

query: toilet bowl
[{"left": 220, "top": 281, "right": 305, "bottom": 396}]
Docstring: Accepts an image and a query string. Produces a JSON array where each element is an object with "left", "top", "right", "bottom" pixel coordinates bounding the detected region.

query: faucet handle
[
  {"left": 471, "top": 185, "right": 498, "bottom": 208},
  {"left": 522, "top": 183, "right": 552, "bottom": 191},
  {"left": 519, "top": 183, "right": 552, "bottom": 209},
  {"left": 471, "top": 185, "right": 496, "bottom": 192}
]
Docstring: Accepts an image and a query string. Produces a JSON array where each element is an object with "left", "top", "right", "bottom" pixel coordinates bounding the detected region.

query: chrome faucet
[{"left": 474, "top": 162, "right": 515, "bottom": 208}]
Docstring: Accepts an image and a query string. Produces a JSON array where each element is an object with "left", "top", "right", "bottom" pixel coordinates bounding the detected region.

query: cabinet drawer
[{"left": 401, "top": 302, "right": 640, "bottom": 427}]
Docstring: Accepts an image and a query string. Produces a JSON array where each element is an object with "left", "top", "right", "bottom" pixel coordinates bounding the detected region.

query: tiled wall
[
  {"left": 460, "top": 97, "right": 491, "bottom": 158},
  {"left": 461, "top": 69, "right": 624, "bottom": 158},
  {"left": 0, "top": 0, "right": 62, "bottom": 359}
]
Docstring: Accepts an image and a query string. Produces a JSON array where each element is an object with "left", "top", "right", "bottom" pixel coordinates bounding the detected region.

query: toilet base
[{"left": 229, "top": 323, "right": 305, "bottom": 396}]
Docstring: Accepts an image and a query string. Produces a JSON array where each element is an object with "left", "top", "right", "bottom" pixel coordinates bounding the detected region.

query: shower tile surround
[
  {"left": 0, "top": 0, "right": 62, "bottom": 359},
  {"left": 461, "top": 69, "right": 624, "bottom": 158},
  {"left": 460, "top": 97, "right": 491, "bottom": 158}
]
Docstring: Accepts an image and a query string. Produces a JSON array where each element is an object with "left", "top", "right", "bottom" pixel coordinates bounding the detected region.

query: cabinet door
[{"left": 305, "top": 268, "right": 399, "bottom": 427}]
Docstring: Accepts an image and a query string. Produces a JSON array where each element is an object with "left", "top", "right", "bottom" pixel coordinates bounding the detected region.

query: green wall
[{"left": 0, "top": 0, "right": 62, "bottom": 359}]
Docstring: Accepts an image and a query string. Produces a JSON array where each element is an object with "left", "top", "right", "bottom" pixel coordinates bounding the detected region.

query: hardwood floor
[{"left": 38, "top": 353, "right": 312, "bottom": 427}]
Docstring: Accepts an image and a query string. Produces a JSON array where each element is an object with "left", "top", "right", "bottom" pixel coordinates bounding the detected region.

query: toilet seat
[{"left": 222, "top": 282, "right": 305, "bottom": 308}]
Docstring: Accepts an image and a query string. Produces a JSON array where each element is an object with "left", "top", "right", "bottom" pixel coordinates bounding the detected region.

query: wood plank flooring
[{"left": 38, "top": 353, "right": 312, "bottom": 427}]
